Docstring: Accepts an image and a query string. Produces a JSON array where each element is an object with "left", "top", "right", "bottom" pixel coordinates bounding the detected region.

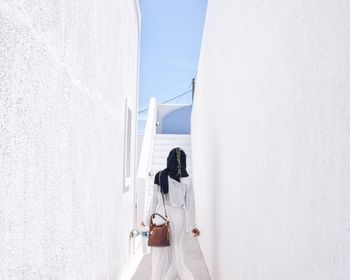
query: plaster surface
[
  {"left": 0, "top": 1, "right": 140, "bottom": 279},
  {"left": 161, "top": 105, "right": 192, "bottom": 134},
  {"left": 192, "top": 1, "right": 350, "bottom": 279}
]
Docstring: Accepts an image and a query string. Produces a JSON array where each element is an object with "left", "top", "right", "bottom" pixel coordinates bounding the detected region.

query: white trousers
[{"left": 151, "top": 205, "right": 194, "bottom": 280}]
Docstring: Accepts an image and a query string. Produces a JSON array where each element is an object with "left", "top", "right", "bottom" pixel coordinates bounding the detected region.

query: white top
[{"left": 144, "top": 176, "right": 197, "bottom": 233}]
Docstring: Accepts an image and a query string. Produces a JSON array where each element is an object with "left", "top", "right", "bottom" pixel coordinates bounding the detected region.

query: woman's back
[{"left": 154, "top": 175, "right": 192, "bottom": 208}]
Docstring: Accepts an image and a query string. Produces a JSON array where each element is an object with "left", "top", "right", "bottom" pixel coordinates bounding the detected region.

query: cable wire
[{"left": 138, "top": 89, "right": 192, "bottom": 114}]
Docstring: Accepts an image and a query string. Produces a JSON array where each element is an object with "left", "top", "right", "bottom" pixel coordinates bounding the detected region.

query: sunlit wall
[
  {"left": 0, "top": 1, "right": 140, "bottom": 279},
  {"left": 192, "top": 1, "right": 350, "bottom": 279}
]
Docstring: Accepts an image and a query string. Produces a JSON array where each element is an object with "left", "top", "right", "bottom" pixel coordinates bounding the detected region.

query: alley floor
[{"left": 132, "top": 234, "right": 211, "bottom": 279}]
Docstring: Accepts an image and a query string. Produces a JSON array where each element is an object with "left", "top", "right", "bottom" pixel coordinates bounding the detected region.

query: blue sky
[{"left": 138, "top": 0, "right": 207, "bottom": 132}]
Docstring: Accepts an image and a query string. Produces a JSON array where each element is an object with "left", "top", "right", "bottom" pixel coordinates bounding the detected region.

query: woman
[{"left": 142, "top": 147, "right": 200, "bottom": 280}]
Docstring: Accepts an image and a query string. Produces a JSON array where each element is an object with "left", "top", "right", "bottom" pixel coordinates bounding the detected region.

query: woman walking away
[{"left": 142, "top": 147, "right": 200, "bottom": 280}]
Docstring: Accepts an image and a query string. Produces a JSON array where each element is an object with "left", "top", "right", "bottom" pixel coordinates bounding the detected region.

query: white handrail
[
  {"left": 137, "top": 97, "right": 157, "bottom": 178},
  {"left": 137, "top": 98, "right": 157, "bottom": 246}
]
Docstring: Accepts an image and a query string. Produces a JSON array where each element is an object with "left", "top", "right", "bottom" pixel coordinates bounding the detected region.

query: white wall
[
  {"left": 192, "top": 1, "right": 350, "bottom": 279},
  {"left": 0, "top": 1, "right": 140, "bottom": 279},
  {"left": 156, "top": 104, "right": 192, "bottom": 134}
]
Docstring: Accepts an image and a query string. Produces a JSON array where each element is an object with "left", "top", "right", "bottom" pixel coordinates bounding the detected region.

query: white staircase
[{"left": 151, "top": 134, "right": 192, "bottom": 177}]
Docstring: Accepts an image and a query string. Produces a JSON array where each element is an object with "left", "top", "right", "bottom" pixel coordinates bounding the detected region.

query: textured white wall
[
  {"left": 0, "top": 1, "right": 140, "bottom": 279},
  {"left": 192, "top": 1, "right": 350, "bottom": 279}
]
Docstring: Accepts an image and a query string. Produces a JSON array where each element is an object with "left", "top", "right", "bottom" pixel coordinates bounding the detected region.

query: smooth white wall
[
  {"left": 192, "top": 1, "right": 350, "bottom": 279},
  {"left": 156, "top": 104, "right": 192, "bottom": 134},
  {"left": 0, "top": 1, "right": 140, "bottom": 279}
]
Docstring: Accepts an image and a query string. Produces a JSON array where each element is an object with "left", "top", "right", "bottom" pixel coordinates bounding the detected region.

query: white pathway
[{"left": 132, "top": 234, "right": 211, "bottom": 279}]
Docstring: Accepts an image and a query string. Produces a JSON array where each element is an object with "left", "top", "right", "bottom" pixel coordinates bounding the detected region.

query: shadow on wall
[{"left": 161, "top": 105, "right": 192, "bottom": 134}]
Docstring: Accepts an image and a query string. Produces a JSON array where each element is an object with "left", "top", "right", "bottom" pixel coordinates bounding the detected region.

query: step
[
  {"left": 155, "top": 134, "right": 191, "bottom": 139},
  {"left": 153, "top": 146, "right": 191, "bottom": 154},
  {"left": 152, "top": 150, "right": 192, "bottom": 158},
  {"left": 152, "top": 158, "right": 193, "bottom": 165},
  {"left": 151, "top": 165, "right": 192, "bottom": 174},
  {"left": 154, "top": 136, "right": 191, "bottom": 140},
  {"left": 152, "top": 151, "right": 193, "bottom": 158},
  {"left": 153, "top": 143, "right": 191, "bottom": 149},
  {"left": 150, "top": 170, "right": 193, "bottom": 177},
  {"left": 154, "top": 136, "right": 191, "bottom": 145},
  {"left": 152, "top": 157, "right": 192, "bottom": 164},
  {"left": 152, "top": 161, "right": 192, "bottom": 167},
  {"left": 154, "top": 142, "right": 191, "bottom": 148},
  {"left": 152, "top": 161, "right": 192, "bottom": 168}
]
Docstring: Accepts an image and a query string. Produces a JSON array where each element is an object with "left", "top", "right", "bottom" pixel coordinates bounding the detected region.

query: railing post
[{"left": 191, "top": 78, "right": 196, "bottom": 103}]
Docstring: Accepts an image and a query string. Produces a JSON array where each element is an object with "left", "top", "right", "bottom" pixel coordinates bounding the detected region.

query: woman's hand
[{"left": 192, "top": 227, "right": 200, "bottom": 237}]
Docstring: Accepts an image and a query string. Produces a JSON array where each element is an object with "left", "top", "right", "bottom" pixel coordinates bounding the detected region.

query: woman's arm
[{"left": 184, "top": 178, "right": 198, "bottom": 233}]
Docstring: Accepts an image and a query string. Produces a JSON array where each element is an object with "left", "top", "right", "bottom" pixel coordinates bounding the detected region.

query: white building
[
  {"left": 0, "top": 1, "right": 141, "bottom": 279},
  {"left": 192, "top": 1, "right": 350, "bottom": 279}
]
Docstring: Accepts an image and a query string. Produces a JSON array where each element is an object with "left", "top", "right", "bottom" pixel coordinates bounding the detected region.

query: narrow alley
[{"left": 2, "top": 1, "right": 350, "bottom": 280}]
